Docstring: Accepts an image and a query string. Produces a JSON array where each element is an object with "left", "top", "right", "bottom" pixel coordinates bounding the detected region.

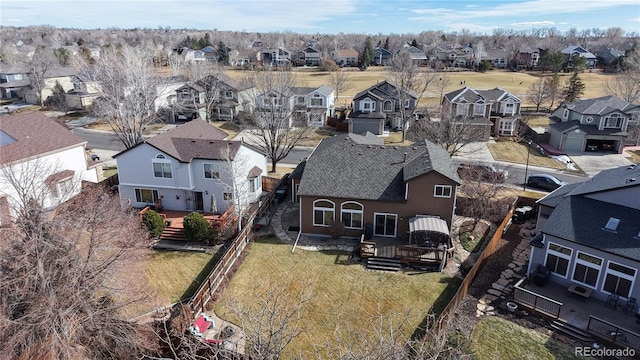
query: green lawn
[
  {"left": 214, "top": 237, "right": 460, "bottom": 358},
  {"left": 145, "top": 250, "right": 219, "bottom": 303},
  {"left": 487, "top": 141, "right": 567, "bottom": 170},
  {"left": 471, "top": 316, "right": 592, "bottom": 360}
]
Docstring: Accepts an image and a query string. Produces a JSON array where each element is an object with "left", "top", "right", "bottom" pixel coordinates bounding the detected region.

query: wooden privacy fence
[
  {"left": 188, "top": 175, "right": 287, "bottom": 315},
  {"left": 434, "top": 197, "right": 518, "bottom": 332}
]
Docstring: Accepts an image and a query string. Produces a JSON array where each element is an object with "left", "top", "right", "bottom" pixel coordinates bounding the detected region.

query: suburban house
[
  {"left": 65, "top": 75, "right": 101, "bottom": 110},
  {"left": 201, "top": 46, "right": 218, "bottom": 62},
  {"left": 331, "top": 49, "right": 359, "bottom": 67},
  {"left": 348, "top": 80, "right": 418, "bottom": 136},
  {"left": 261, "top": 48, "right": 292, "bottom": 67},
  {"left": 297, "top": 47, "right": 322, "bottom": 66},
  {"left": 442, "top": 87, "right": 522, "bottom": 139},
  {"left": 548, "top": 95, "right": 640, "bottom": 153},
  {"left": 294, "top": 132, "right": 460, "bottom": 242},
  {"left": 426, "top": 47, "right": 470, "bottom": 68},
  {"left": 0, "top": 112, "right": 99, "bottom": 226},
  {"left": 527, "top": 164, "right": 640, "bottom": 304},
  {"left": 396, "top": 44, "right": 427, "bottom": 65},
  {"left": 23, "top": 66, "right": 77, "bottom": 105},
  {"left": 292, "top": 85, "right": 336, "bottom": 127},
  {"left": 595, "top": 48, "right": 625, "bottom": 71},
  {"left": 0, "top": 65, "right": 30, "bottom": 100},
  {"left": 228, "top": 49, "right": 257, "bottom": 67},
  {"left": 561, "top": 45, "right": 598, "bottom": 69},
  {"left": 172, "top": 74, "right": 255, "bottom": 122},
  {"left": 153, "top": 76, "right": 189, "bottom": 112},
  {"left": 513, "top": 46, "right": 541, "bottom": 69},
  {"left": 179, "top": 48, "right": 206, "bottom": 63},
  {"left": 373, "top": 47, "right": 392, "bottom": 66},
  {"left": 484, "top": 48, "right": 510, "bottom": 69},
  {"left": 114, "top": 120, "right": 267, "bottom": 214}
]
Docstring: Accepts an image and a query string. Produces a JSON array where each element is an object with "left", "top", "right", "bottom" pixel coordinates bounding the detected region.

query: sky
[{"left": 2, "top": 0, "right": 639, "bottom": 35}]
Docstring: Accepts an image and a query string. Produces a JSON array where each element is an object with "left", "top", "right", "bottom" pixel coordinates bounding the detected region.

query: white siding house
[
  {"left": 114, "top": 120, "right": 267, "bottom": 214},
  {"left": 0, "top": 112, "right": 98, "bottom": 226}
]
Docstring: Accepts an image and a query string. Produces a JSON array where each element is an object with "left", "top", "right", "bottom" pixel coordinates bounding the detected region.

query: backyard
[{"left": 214, "top": 236, "right": 461, "bottom": 358}]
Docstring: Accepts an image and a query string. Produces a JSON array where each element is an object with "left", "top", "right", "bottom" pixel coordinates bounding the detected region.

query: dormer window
[{"left": 604, "top": 217, "right": 620, "bottom": 232}]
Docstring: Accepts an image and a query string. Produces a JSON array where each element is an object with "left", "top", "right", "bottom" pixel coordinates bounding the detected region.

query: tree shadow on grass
[
  {"left": 410, "top": 275, "right": 463, "bottom": 341},
  {"left": 178, "top": 251, "right": 223, "bottom": 302}
]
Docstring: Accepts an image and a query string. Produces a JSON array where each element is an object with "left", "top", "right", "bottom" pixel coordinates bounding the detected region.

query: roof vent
[
  {"left": 628, "top": 164, "right": 637, "bottom": 170},
  {"left": 191, "top": 140, "right": 196, "bottom": 143},
  {"left": 403, "top": 153, "right": 408, "bottom": 162},
  {"left": 627, "top": 178, "right": 637, "bottom": 183}
]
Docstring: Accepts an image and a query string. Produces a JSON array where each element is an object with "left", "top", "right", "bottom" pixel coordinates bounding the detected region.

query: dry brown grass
[
  {"left": 523, "top": 115, "right": 552, "bottom": 128},
  {"left": 487, "top": 141, "right": 565, "bottom": 170},
  {"left": 625, "top": 149, "right": 640, "bottom": 164}
]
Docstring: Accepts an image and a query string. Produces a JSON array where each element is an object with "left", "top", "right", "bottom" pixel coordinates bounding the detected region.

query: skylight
[{"left": 604, "top": 217, "right": 620, "bottom": 231}]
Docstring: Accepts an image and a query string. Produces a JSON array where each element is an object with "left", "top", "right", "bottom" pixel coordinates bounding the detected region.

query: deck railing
[
  {"left": 513, "top": 277, "right": 562, "bottom": 318},
  {"left": 587, "top": 315, "right": 640, "bottom": 351}
]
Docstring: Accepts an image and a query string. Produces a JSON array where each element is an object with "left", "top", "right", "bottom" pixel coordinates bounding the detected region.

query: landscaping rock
[{"left": 487, "top": 288, "right": 503, "bottom": 297}]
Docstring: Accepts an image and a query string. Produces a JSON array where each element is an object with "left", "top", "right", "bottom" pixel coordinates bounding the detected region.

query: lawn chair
[
  {"left": 606, "top": 293, "right": 619, "bottom": 309},
  {"left": 624, "top": 297, "right": 637, "bottom": 314}
]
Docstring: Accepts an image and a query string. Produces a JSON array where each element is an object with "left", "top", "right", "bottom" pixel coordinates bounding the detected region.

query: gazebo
[{"left": 408, "top": 215, "right": 452, "bottom": 248}]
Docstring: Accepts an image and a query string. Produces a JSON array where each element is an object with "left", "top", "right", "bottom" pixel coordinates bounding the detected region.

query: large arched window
[
  {"left": 383, "top": 100, "right": 393, "bottom": 111},
  {"left": 313, "top": 199, "right": 334, "bottom": 226},
  {"left": 341, "top": 201, "right": 363, "bottom": 229},
  {"left": 152, "top": 154, "right": 172, "bottom": 178},
  {"left": 361, "top": 98, "right": 375, "bottom": 112}
]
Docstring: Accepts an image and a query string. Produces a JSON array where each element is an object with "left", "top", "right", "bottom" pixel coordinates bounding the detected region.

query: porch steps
[
  {"left": 549, "top": 320, "right": 593, "bottom": 342},
  {"left": 366, "top": 256, "right": 402, "bottom": 272},
  {"left": 159, "top": 227, "right": 187, "bottom": 242}
]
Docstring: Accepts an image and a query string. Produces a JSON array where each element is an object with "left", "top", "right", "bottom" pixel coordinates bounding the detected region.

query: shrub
[
  {"left": 183, "top": 212, "right": 213, "bottom": 242},
  {"left": 327, "top": 219, "right": 345, "bottom": 239},
  {"left": 319, "top": 59, "right": 339, "bottom": 72},
  {"left": 478, "top": 60, "right": 493, "bottom": 72},
  {"left": 142, "top": 210, "right": 166, "bottom": 238}
]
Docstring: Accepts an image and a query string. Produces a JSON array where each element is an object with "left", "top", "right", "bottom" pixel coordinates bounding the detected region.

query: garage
[
  {"left": 585, "top": 139, "right": 618, "bottom": 152},
  {"left": 562, "top": 132, "right": 585, "bottom": 152}
]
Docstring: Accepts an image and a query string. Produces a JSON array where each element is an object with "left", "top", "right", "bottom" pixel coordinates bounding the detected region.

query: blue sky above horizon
[{"left": 2, "top": 0, "right": 639, "bottom": 35}]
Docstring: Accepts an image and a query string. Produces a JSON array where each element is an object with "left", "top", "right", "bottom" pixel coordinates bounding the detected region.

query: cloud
[{"left": 510, "top": 21, "right": 557, "bottom": 27}]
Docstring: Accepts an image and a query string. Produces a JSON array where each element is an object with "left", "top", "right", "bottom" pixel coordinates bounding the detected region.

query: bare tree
[
  {"left": 76, "top": 45, "right": 161, "bottom": 149},
  {"left": 604, "top": 48, "right": 640, "bottom": 103},
  {"left": 218, "top": 276, "right": 313, "bottom": 360},
  {"left": 457, "top": 166, "right": 509, "bottom": 224},
  {"left": 0, "top": 185, "right": 154, "bottom": 359},
  {"left": 244, "top": 70, "right": 310, "bottom": 173},
  {"left": 543, "top": 73, "right": 561, "bottom": 109},
  {"left": 527, "top": 77, "right": 549, "bottom": 112},
  {"left": 167, "top": 51, "right": 185, "bottom": 77},
  {"left": 328, "top": 69, "right": 351, "bottom": 108},
  {"left": 20, "top": 45, "right": 56, "bottom": 107},
  {"left": 218, "top": 144, "right": 254, "bottom": 233},
  {"left": 435, "top": 72, "right": 451, "bottom": 111},
  {"left": 386, "top": 52, "right": 439, "bottom": 142},
  {"left": 409, "top": 113, "right": 485, "bottom": 156}
]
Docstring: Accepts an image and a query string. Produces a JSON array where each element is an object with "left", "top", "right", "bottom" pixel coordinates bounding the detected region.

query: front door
[{"left": 374, "top": 213, "right": 397, "bottom": 237}]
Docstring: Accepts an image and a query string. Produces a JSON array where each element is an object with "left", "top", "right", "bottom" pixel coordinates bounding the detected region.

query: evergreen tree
[
  {"left": 384, "top": 37, "right": 390, "bottom": 50},
  {"left": 562, "top": 71, "right": 585, "bottom": 104},
  {"left": 361, "top": 37, "right": 374, "bottom": 69},
  {"left": 411, "top": 38, "right": 419, "bottom": 48},
  {"left": 217, "top": 41, "right": 229, "bottom": 64}
]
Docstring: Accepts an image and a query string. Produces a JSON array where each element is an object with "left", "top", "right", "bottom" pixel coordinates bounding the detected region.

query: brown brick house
[{"left": 294, "top": 133, "right": 460, "bottom": 241}]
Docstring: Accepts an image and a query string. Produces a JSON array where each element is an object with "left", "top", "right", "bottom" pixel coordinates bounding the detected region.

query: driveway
[
  {"left": 451, "top": 141, "right": 495, "bottom": 163},
  {"left": 566, "top": 151, "right": 633, "bottom": 177}
]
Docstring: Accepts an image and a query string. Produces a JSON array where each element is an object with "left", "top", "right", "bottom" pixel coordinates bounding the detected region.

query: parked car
[
  {"left": 526, "top": 174, "right": 567, "bottom": 191},
  {"left": 457, "top": 163, "right": 508, "bottom": 182}
]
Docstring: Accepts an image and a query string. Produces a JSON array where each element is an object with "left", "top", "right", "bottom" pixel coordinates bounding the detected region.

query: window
[
  {"left": 313, "top": 199, "right": 334, "bottom": 226},
  {"left": 224, "top": 90, "right": 233, "bottom": 99},
  {"left": 434, "top": 185, "right": 452, "bottom": 198},
  {"left": 374, "top": 213, "right": 397, "bottom": 237},
  {"left": 504, "top": 102, "right": 515, "bottom": 115},
  {"left": 204, "top": 163, "right": 220, "bottom": 179},
  {"left": 545, "top": 242, "right": 572, "bottom": 277},
  {"left": 604, "top": 217, "right": 620, "bottom": 231},
  {"left": 135, "top": 188, "right": 158, "bottom": 203},
  {"left": 362, "top": 98, "right": 375, "bottom": 112},
  {"left": 153, "top": 155, "right": 172, "bottom": 178},
  {"left": 456, "top": 104, "right": 469, "bottom": 115},
  {"left": 563, "top": 109, "right": 569, "bottom": 119},
  {"left": 223, "top": 192, "right": 233, "bottom": 201},
  {"left": 383, "top": 101, "right": 393, "bottom": 111},
  {"left": 604, "top": 114, "right": 623, "bottom": 128},
  {"left": 249, "top": 176, "right": 261, "bottom": 193},
  {"left": 404, "top": 99, "right": 411, "bottom": 109},
  {"left": 586, "top": 117, "right": 593, "bottom": 123},
  {"left": 572, "top": 251, "right": 603, "bottom": 288},
  {"left": 603, "top": 261, "right": 636, "bottom": 298},
  {"left": 310, "top": 94, "right": 323, "bottom": 106},
  {"left": 341, "top": 202, "right": 363, "bottom": 229},
  {"left": 473, "top": 104, "right": 485, "bottom": 115}
]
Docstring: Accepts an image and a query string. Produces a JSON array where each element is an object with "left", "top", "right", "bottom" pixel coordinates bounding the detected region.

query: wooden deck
[{"left": 360, "top": 236, "right": 453, "bottom": 265}]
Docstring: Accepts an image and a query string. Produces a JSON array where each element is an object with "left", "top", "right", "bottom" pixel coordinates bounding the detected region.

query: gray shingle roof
[
  {"left": 539, "top": 164, "right": 640, "bottom": 261},
  {"left": 549, "top": 119, "right": 627, "bottom": 136},
  {"left": 298, "top": 134, "right": 458, "bottom": 201},
  {"left": 564, "top": 95, "right": 636, "bottom": 115},
  {"left": 353, "top": 80, "right": 418, "bottom": 102}
]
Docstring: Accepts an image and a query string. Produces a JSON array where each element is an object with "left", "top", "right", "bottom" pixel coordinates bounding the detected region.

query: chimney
[{"left": 403, "top": 153, "right": 408, "bottom": 162}]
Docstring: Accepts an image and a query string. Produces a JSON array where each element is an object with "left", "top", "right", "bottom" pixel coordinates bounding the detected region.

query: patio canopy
[{"left": 408, "top": 215, "right": 450, "bottom": 236}]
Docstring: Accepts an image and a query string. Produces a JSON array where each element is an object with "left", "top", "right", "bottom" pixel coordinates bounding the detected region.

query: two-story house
[
  {"left": 396, "top": 44, "right": 428, "bottom": 65},
  {"left": 114, "top": 120, "right": 267, "bottom": 214},
  {"left": 65, "top": 74, "right": 102, "bottom": 110},
  {"left": 297, "top": 47, "right": 322, "bottom": 67},
  {"left": 332, "top": 49, "right": 359, "bottom": 67},
  {"left": 548, "top": 95, "right": 640, "bottom": 153},
  {"left": 172, "top": 74, "right": 255, "bottom": 122},
  {"left": 294, "top": 133, "right": 460, "bottom": 241},
  {"left": 442, "top": 87, "right": 521, "bottom": 139},
  {"left": 527, "top": 164, "right": 640, "bottom": 303},
  {"left": 561, "top": 45, "right": 598, "bottom": 70},
  {"left": 228, "top": 49, "right": 257, "bottom": 67},
  {"left": 261, "top": 48, "right": 292, "bottom": 67},
  {"left": 291, "top": 85, "right": 336, "bottom": 127},
  {"left": 373, "top": 47, "right": 392, "bottom": 66},
  {"left": 23, "top": 66, "right": 77, "bottom": 106},
  {"left": 0, "top": 112, "right": 99, "bottom": 226},
  {"left": 348, "top": 80, "right": 418, "bottom": 136},
  {"left": 513, "top": 46, "right": 541, "bottom": 70},
  {"left": 0, "top": 65, "right": 30, "bottom": 100}
]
